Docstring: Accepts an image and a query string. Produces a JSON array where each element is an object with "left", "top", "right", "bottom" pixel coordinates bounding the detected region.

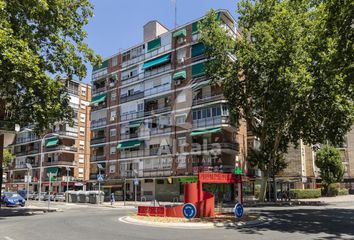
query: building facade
[
  {"left": 89, "top": 10, "right": 247, "bottom": 202},
  {"left": 5, "top": 80, "right": 91, "bottom": 193}
]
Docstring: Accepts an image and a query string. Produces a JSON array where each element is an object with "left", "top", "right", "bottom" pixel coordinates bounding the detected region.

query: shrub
[
  {"left": 290, "top": 189, "right": 321, "bottom": 199},
  {"left": 338, "top": 188, "right": 349, "bottom": 196}
]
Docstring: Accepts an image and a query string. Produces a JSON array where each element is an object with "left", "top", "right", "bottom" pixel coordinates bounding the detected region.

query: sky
[{"left": 83, "top": 0, "right": 239, "bottom": 83}]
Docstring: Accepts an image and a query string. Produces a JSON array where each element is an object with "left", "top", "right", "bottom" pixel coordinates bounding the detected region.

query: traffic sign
[
  {"left": 234, "top": 167, "right": 243, "bottom": 175},
  {"left": 234, "top": 203, "right": 244, "bottom": 218},
  {"left": 97, "top": 174, "right": 104, "bottom": 182},
  {"left": 133, "top": 178, "right": 139, "bottom": 186},
  {"left": 182, "top": 203, "right": 197, "bottom": 219}
]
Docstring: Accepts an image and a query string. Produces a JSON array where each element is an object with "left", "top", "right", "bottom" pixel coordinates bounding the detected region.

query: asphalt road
[{"left": 0, "top": 202, "right": 354, "bottom": 240}]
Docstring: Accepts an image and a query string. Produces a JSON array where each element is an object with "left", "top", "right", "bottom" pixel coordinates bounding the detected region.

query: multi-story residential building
[
  {"left": 89, "top": 10, "right": 248, "bottom": 202},
  {"left": 337, "top": 127, "right": 354, "bottom": 191},
  {"left": 5, "top": 80, "right": 91, "bottom": 193}
]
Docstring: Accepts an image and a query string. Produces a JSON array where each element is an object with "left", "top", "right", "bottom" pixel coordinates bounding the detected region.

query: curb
[{"left": 119, "top": 215, "right": 268, "bottom": 229}]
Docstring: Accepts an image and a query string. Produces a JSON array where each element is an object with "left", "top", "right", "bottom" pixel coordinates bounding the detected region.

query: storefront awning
[
  {"left": 46, "top": 137, "right": 59, "bottom": 147},
  {"left": 91, "top": 93, "right": 107, "bottom": 105},
  {"left": 142, "top": 53, "right": 171, "bottom": 70},
  {"left": 173, "top": 28, "right": 186, "bottom": 38},
  {"left": 173, "top": 70, "right": 186, "bottom": 80},
  {"left": 117, "top": 140, "right": 143, "bottom": 149},
  {"left": 191, "top": 127, "right": 221, "bottom": 136},
  {"left": 128, "top": 120, "right": 143, "bottom": 128}
]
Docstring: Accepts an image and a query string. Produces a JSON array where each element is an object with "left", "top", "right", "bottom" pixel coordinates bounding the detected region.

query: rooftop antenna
[{"left": 172, "top": 0, "right": 177, "bottom": 28}]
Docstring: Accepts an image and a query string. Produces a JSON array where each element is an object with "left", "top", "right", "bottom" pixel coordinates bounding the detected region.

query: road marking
[{"left": 4, "top": 236, "right": 14, "bottom": 240}]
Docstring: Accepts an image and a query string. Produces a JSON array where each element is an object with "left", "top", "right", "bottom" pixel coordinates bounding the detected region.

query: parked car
[
  {"left": 34, "top": 192, "right": 47, "bottom": 201},
  {"left": 43, "top": 193, "right": 55, "bottom": 201},
  {"left": 54, "top": 192, "right": 65, "bottom": 202},
  {"left": 17, "top": 190, "right": 36, "bottom": 200},
  {"left": 2, "top": 192, "right": 26, "bottom": 207}
]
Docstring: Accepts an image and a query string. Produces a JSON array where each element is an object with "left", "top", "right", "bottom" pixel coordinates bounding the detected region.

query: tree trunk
[{"left": 259, "top": 170, "right": 268, "bottom": 202}]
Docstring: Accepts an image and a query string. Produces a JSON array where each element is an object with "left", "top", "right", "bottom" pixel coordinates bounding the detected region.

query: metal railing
[
  {"left": 45, "top": 161, "right": 75, "bottom": 166},
  {"left": 92, "top": 86, "right": 107, "bottom": 95},
  {"left": 191, "top": 142, "right": 239, "bottom": 152},
  {"left": 144, "top": 106, "right": 172, "bottom": 117},
  {"left": 144, "top": 83, "right": 170, "bottom": 97},
  {"left": 192, "top": 116, "right": 229, "bottom": 129},
  {"left": 91, "top": 137, "right": 106, "bottom": 145},
  {"left": 91, "top": 118, "right": 107, "bottom": 129},
  {"left": 45, "top": 145, "right": 77, "bottom": 152},
  {"left": 144, "top": 64, "right": 172, "bottom": 78},
  {"left": 91, "top": 155, "right": 106, "bottom": 161},
  {"left": 120, "top": 91, "right": 144, "bottom": 103},
  {"left": 120, "top": 111, "right": 144, "bottom": 121},
  {"left": 192, "top": 94, "right": 225, "bottom": 106},
  {"left": 192, "top": 165, "right": 234, "bottom": 174}
]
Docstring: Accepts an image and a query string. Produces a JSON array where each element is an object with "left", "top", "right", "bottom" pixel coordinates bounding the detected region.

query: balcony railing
[
  {"left": 191, "top": 142, "right": 239, "bottom": 152},
  {"left": 91, "top": 118, "right": 107, "bottom": 129},
  {"left": 120, "top": 147, "right": 171, "bottom": 159},
  {"left": 121, "top": 168, "right": 172, "bottom": 178},
  {"left": 56, "top": 131, "right": 78, "bottom": 138},
  {"left": 192, "top": 165, "right": 233, "bottom": 175},
  {"left": 92, "top": 86, "right": 106, "bottom": 95},
  {"left": 120, "top": 91, "right": 144, "bottom": 103},
  {"left": 144, "top": 83, "right": 170, "bottom": 97},
  {"left": 192, "top": 94, "right": 225, "bottom": 106},
  {"left": 91, "top": 137, "right": 106, "bottom": 145},
  {"left": 120, "top": 111, "right": 144, "bottom": 122},
  {"left": 45, "top": 145, "right": 77, "bottom": 152},
  {"left": 144, "top": 64, "right": 172, "bottom": 78},
  {"left": 91, "top": 155, "right": 106, "bottom": 161},
  {"left": 192, "top": 116, "right": 230, "bottom": 129},
  {"left": 45, "top": 161, "right": 75, "bottom": 166},
  {"left": 15, "top": 136, "right": 39, "bottom": 144},
  {"left": 144, "top": 106, "right": 172, "bottom": 117}
]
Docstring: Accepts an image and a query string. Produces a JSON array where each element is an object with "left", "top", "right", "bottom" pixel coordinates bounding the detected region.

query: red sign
[{"left": 198, "top": 173, "right": 240, "bottom": 184}]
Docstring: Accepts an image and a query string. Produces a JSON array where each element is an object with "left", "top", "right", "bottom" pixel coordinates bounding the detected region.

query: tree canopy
[
  {"left": 0, "top": 0, "right": 101, "bottom": 134},
  {"left": 199, "top": 1, "right": 353, "bottom": 200}
]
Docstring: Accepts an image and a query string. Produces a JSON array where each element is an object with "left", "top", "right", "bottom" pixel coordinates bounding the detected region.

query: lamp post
[
  {"left": 97, "top": 163, "right": 104, "bottom": 205},
  {"left": 25, "top": 163, "right": 32, "bottom": 204},
  {"left": 133, "top": 169, "right": 138, "bottom": 206},
  {"left": 65, "top": 166, "right": 71, "bottom": 204}
]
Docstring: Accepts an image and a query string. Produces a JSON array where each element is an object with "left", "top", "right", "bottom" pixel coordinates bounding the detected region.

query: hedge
[
  {"left": 338, "top": 188, "right": 349, "bottom": 196},
  {"left": 290, "top": 189, "right": 321, "bottom": 199}
]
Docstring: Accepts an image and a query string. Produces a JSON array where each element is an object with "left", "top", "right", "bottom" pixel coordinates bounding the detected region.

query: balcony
[
  {"left": 91, "top": 155, "right": 106, "bottom": 162},
  {"left": 15, "top": 136, "right": 39, "bottom": 144},
  {"left": 144, "top": 64, "right": 172, "bottom": 78},
  {"left": 191, "top": 142, "right": 239, "bottom": 152},
  {"left": 45, "top": 145, "right": 77, "bottom": 152},
  {"left": 91, "top": 136, "right": 106, "bottom": 145},
  {"left": 192, "top": 116, "right": 230, "bottom": 129},
  {"left": 193, "top": 94, "right": 225, "bottom": 106},
  {"left": 91, "top": 101, "right": 107, "bottom": 111},
  {"left": 144, "top": 84, "right": 170, "bottom": 97},
  {"left": 56, "top": 131, "right": 78, "bottom": 138},
  {"left": 120, "top": 91, "right": 144, "bottom": 103},
  {"left": 91, "top": 118, "right": 107, "bottom": 129},
  {"left": 121, "top": 168, "right": 172, "bottom": 178},
  {"left": 150, "top": 127, "right": 172, "bottom": 136},
  {"left": 144, "top": 106, "right": 172, "bottom": 117},
  {"left": 192, "top": 165, "right": 234, "bottom": 175},
  {"left": 120, "top": 111, "right": 144, "bottom": 122},
  {"left": 92, "top": 86, "right": 106, "bottom": 95},
  {"left": 46, "top": 161, "right": 76, "bottom": 166}
]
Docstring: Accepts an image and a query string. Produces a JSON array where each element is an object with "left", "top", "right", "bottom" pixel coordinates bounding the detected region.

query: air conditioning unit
[{"left": 177, "top": 37, "right": 186, "bottom": 44}]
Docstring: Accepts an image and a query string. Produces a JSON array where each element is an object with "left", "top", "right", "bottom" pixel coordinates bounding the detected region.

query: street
[{"left": 0, "top": 201, "right": 353, "bottom": 240}]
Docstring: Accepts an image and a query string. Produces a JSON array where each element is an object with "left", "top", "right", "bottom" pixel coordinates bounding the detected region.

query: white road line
[{"left": 4, "top": 236, "right": 14, "bottom": 240}]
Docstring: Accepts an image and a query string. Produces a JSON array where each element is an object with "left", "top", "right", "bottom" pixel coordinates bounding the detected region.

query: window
[
  {"left": 177, "top": 48, "right": 186, "bottom": 63},
  {"left": 110, "top": 146, "right": 116, "bottom": 155},
  {"left": 176, "top": 115, "right": 186, "bottom": 125},
  {"left": 176, "top": 93, "right": 186, "bottom": 103},
  {"left": 177, "top": 155, "right": 186, "bottom": 169},
  {"left": 111, "top": 92, "right": 116, "bottom": 101},
  {"left": 79, "top": 140, "right": 85, "bottom": 149},
  {"left": 178, "top": 137, "right": 186, "bottom": 147},
  {"left": 110, "top": 110, "right": 116, "bottom": 121},
  {"left": 110, "top": 128, "right": 116, "bottom": 137},
  {"left": 109, "top": 165, "right": 116, "bottom": 173},
  {"left": 81, "top": 87, "right": 87, "bottom": 96},
  {"left": 78, "top": 168, "right": 84, "bottom": 173},
  {"left": 79, "top": 154, "right": 84, "bottom": 163},
  {"left": 80, "top": 113, "right": 85, "bottom": 123},
  {"left": 128, "top": 89, "right": 134, "bottom": 96},
  {"left": 80, "top": 127, "right": 85, "bottom": 136},
  {"left": 112, "top": 56, "right": 118, "bottom": 67},
  {"left": 137, "top": 103, "right": 144, "bottom": 112},
  {"left": 78, "top": 174, "right": 84, "bottom": 178}
]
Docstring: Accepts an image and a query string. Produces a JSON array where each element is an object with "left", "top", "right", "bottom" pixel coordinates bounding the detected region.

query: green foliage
[
  {"left": 2, "top": 149, "right": 13, "bottom": 168},
  {"left": 0, "top": 0, "right": 101, "bottom": 134},
  {"left": 290, "top": 189, "right": 321, "bottom": 199},
  {"left": 199, "top": 3, "right": 354, "bottom": 186},
  {"left": 315, "top": 145, "right": 345, "bottom": 194},
  {"left": 338, "top": 188, "right": 349, "bottom": 196}
]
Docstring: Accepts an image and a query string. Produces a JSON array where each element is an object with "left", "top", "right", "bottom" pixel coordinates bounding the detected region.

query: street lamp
[
  {"left": 133, "top": 169, "right": 138, "bottom": 206},
  {"left": 97, "top": 163, "right": 104, "bottom": 204},
  {"left": 25, "top": 163, "right": 32, "bottom": 203}
]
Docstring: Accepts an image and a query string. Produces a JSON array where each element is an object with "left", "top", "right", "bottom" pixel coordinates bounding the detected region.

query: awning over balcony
[
  {"left": 117, "top": 140, "right": 143, "bottom": 149},
  {"left": 192, "top": 62, "right": 205, "bottom": 77},
  {"left": 191, "top": 127, "right": 221, "bottom": 136},
  {"left": 128, "top": 120, "right": 143, "bottom": 128},
  {"left": 173, "top": 28, "right": 186, "bottom": 38},
  {"left": 46, "top": 137, "right": 59, "bottom": 147},
  {"left": 142, "top": 53, "right": 171, "bottom": 70},
  {"left": 147, "top": 37, "right": 161, "bottom": 52},
  {"left": 91, "top": 93, "right": 107, "bottom": 105},
  {"left": 173, "top": 70, "right": 186, "bottom": 80},
  {"left": 46, "top": 167, "right": 58, "bottom": 175}
]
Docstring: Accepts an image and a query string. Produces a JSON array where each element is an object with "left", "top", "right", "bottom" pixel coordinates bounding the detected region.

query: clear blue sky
[{"left": 83, "top": 0, "right": 238, "bottom": 83}]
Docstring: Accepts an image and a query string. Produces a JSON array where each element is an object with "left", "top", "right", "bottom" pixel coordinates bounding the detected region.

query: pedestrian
[{"left": 110, "top": 192, "right": 115, "bottom": 206}]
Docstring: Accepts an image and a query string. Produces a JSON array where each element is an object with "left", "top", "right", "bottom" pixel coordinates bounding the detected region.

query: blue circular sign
[
  {"left": 182, "top": 203, "right": 197, "bottom": 219},
  {"left": 234, "top": 203, "right": 244, "bottom": 218}
]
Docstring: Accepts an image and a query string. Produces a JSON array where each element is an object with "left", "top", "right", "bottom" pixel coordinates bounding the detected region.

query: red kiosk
[{"left": 138, "top": 172, "right": 243, "bottom": 218}]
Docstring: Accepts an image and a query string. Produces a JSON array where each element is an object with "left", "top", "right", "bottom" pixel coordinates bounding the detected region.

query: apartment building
[
  {"left": 89, "top": 10, "right": 247, "bottom": 202},
  {"left": 5, "top": 80, "right": 91, "bottom": 193},
  {"left": 338, "top": 127, "right": 354, "bottom": 190}
]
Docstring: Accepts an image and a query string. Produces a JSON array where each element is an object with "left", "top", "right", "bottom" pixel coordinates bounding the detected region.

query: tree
[
  {"left": 2, "top": 149, "right": 13, "bottom": 168},
  {"left": 315, "top": 145, "right": 345, "bottom": 196},
  {"left": 199, "top": 2, "right": 354, "bottom": 201},
  {"left": 0, "top": 0, "right": 101, "bottom": 134}
]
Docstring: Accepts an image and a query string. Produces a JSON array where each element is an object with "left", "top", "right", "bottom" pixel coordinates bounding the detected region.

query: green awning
[
  {"left": 142, "top": 53, "right": 171, "bottom": 69},
  {"left": 192, "top": 43, "right": 205, "bottom": 58},
  {"left": 192, "top": 80, "right": 210, "bottom": 90},
  {"left": 173, "top": 28, "right": 186, "bottom": 38},
  {"left": 191, "top": 127, "right": 221, "bottom": 136},
  {"left": 192, "top": 21, "right": 199, "bottom": 33},
  {"left": 117, "top": 140, "right": 143, "bottom": 149},
  {"left": 179, "top": 176, "right": 198, "bottom": 183},
  {"left": 192, "top": 62, "right": 205, "bottom": 77},
  {"left": 93, "top": 60, "right": 109, "bottom": 72},
  {"left": 128, "top": 120, "right": 143, "bottom": 128},
  {"left": 46, "top": 167, "right": 58, "bottom": 175},
  {"left": 46, "top": 137, "right": 59, "bottom": 147},
  {"left": 173, "top": 70, "right": 186, "bottom": 80},
  {"left": 147, "top": 38, "right": 161, "bottom": 52},
  {"left": 91, "top": 93, "right": 107, "bottom": 105}
]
